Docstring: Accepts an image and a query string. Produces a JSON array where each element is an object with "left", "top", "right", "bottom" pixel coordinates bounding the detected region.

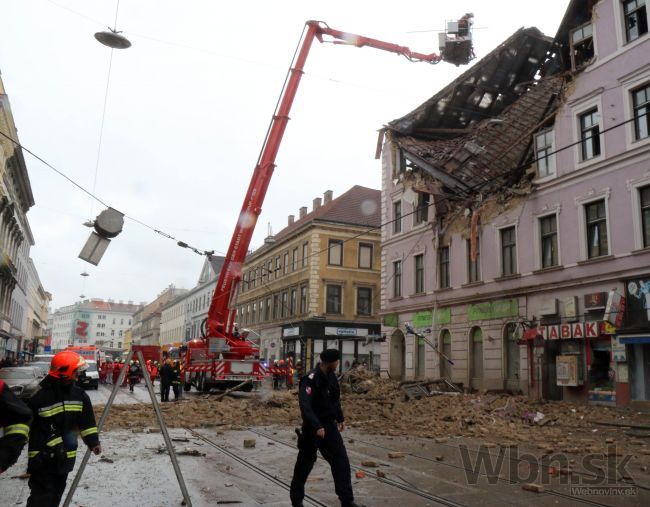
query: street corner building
[
  {"left": 234, "top": 186, "right": 382, "bottom": 373},
  {"left": 378, "top": 0, "right": 650, "bottom": 409}
]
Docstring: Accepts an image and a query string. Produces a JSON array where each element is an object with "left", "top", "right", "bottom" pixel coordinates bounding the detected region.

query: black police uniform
[
  {"left": 289, "top": 364, "right": 354, "bottom": 507},
  {"left": 0, "top": 379, "right": 32, "bottom": 473},
  {"left": 26, "top": 375, "right": 100, "bottom": 507}
]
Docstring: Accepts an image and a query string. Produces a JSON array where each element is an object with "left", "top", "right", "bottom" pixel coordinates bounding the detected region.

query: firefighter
[
  {"left": 0, "top": 379, "right": 32, "bottom": 474},
  {"left": 26, "top": 351, "right": 101, "bottom": 507},
  {"left": 111, "top": 359, "right": 121, "bottom": 385},
  {"left": 159, "top": 359, "right": 173, "bottom": 402},
  {"left": 171, "top": 360, "right": 181, "bottom": 401},
  {"left": 128, "top": 360, "right": 141, "bottom": 393},
  {"left": 290, "top": 349, "right": 362, "bottom": 507},
  {"left": 150, "top": 361, "right": 158, "bottom": 386},
  {"left": 272, "top": 360, "right": 281, "bottom": 390},
  {"left": 98, "top": 361, "right": 108, "bottom": 385},
  {"left": 286, "top": 357, "right": 294, "bottom": 390}
]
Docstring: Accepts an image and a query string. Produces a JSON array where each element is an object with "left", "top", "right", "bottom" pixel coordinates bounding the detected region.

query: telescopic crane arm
[{"left": 205, "top": 17, "right": 474, "bottom": 351}]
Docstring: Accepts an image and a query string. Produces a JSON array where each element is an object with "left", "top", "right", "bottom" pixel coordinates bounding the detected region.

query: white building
[{"left": 50, "top": 299, "right": 142, "bottom": 352}]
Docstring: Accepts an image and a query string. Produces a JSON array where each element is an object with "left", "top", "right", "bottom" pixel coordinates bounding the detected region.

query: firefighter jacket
[
  {"left": 171, "top": 366, "right": 181, "bottom": 385},
  {"left": 297, "top": 365, "right": 344, "bottom": 430},
  {"left": 0, "top": 379, "right": 32, "bottom": 472},
  {"left": 27, "top": 376, "right": 100, "bottom": 474},
  {"left": 159, "top": 363, "right": 173, "bottom": 384}
]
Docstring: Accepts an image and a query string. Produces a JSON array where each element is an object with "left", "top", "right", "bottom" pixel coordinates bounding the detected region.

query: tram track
[{"left": 248, "top": 428, "right": 635, "bottom": 507}]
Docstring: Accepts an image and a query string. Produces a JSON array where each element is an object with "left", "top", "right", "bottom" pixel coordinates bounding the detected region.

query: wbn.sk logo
[{"left": 459, "top": 443, "right": 637, "bottom": 494}]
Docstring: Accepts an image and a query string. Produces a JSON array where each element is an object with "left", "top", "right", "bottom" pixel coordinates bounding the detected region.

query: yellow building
[{"left": 235, "top": 186, "right": 381, "bottom": 371}]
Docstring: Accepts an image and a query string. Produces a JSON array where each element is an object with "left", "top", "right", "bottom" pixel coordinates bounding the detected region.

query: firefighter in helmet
[{"left": 26, "top": 350, "right": 101, "bottom": 506}]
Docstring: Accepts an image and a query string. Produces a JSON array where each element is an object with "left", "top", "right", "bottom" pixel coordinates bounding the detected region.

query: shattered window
[
  {"left": 393, "top": 201, "right": 402, "bottom": 234},
  {"left": 571, "top": 23, "right": 594, "bottom": 69},
  {"left": 535, "top": 130, "right": 555, "bottom": 177},
  {"left": 393, "top": 260, "right": 402, "bottom": 298},
  {"left": 414, "top": 193, "right": 430, "bottom": 225},
  {"left": 640, "top": 185, "right": 650, "bottom": 247},
  {"left": 540, "top": 215, "right": 559, "bottom": 268},
  {"left": 585, "top": 200, "right": 608, "bottom": 258},
  {"left": 624, "top": 0, "right": 648, "bottom": 42},
  {"left": 633, "top": 84, "right": 650, "bottom": 140},
  {"left": 579, "top": 109, "right": 601, "bottom": 160}
]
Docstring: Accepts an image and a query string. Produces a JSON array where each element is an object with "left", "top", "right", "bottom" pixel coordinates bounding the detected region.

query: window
[
  {"left": 120, "top": 318, "right": 124, "bottom": 325},
  {"left": 641, "top": 185, "right": 650, "bottom": 247},
  {"left": 111, "top": 330, "right": 115, "bottom": 336},
  {"left": 357, "top": 288, "right": 372, "bottom": 316},
  {"left": 326, "top": 285, "right": 342, "bottom": 314},
  {"left": 633, "top": 84, "right": 650, "bottom": 141},
  {"left": 268, "top": 260, "right": 273, "bottom": 281},
  {"left": 290, "top": 289, "right": 297, "bottom": 316},
  {"left": 393, "top": 201, "right": 402, "bottom": 233},
  {"left": 273, "top": 295, "right": 280, "bottom": 319},
  {"left": 540, "top": 215, "right": 559, "bottom": 268},
  {"left": 570, "top": 23, "right": 594, "bottom": 69},
  {"left": 393, "top": 260, "right": 402, "bottom": 298},
  {"left": 302, "top": 242, "right": 309, "bottom": 267},
  {"left": 623, "top": 0, "right": 648, "bottom": 42},
  {"left": 467, "top": 238, "right": 481, "bottom": 283},
  {"left": 283, "top": 253, "right": 289, "bottom": 275},
  {"left": 358, "top": 243, "right": 372, "bottom": 269},
  {"left": 414, "top": 254, "right": 424, "bottom": 294},
  {"left": 275, "top": 256, "right": 281, "bottom": 275},
  {"left": 414, "top": 193, "right": 430, "bottom": 225},
  {"left": 265, "top": 297, "right": 271, "bottom": 321},
  {"left": 112, "top": 318, "right": 116, "bottom": 324},
  {"left": 292, "top": 247, "right": 299, "bottom": 271},
  {"left": 328, "top": 240, "right": 343, "bottom": 266},
  {"left": 262, "top": 263, "right": 267, "bottom": 282},
  {"left": 580, "top": 109, "right": 601, "bottom": 160},
  {"left": 252, "top": 302, "right": 257, "bottom": 324},
  {"left": 281, "top": 292, "right": 288, "bottom": 318},
  {"left": 535, "top": 130, "right": 555, "bottom": 177},
  {"left": 500, "top": 227, "right": 517, "bottom": 276},
  {"left": 300, "top": 285, "right": 308, "bottom": 314},
  {"left": 585, "top": 200, "right": 608, "bottom": 258},
  {"left": 438, "top": 246, "right": 450, "bottom": 289}
]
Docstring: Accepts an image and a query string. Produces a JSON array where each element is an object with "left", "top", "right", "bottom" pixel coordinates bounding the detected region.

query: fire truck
[{"left": 183, "top": 17, "right": 474, "bottom": 393}]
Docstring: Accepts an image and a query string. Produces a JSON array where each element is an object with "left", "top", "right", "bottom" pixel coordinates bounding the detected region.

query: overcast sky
[{"left": 0, "top": 0, "right": 570, "bottom": 310}]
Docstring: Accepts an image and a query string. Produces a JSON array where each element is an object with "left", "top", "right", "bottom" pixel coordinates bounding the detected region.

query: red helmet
[
  {"left": 49, "top": 351, "right": 87, "bottom": 380},
  {"left": 278, "top": 359, "right": 285, "bottom": 366}
]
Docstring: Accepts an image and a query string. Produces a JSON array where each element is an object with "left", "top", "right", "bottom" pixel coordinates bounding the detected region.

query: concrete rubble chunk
[
  {"left": 522, "top": 483, "right": 544, "bottom": 493},
  {"left": 243, "top": 439, "right": 256, "bottom": 448},
  {"left": 388, "top": 452, "right": 405, "bottom": 459}
]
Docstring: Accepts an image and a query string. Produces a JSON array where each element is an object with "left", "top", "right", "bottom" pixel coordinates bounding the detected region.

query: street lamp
[{"left": 94, "top": 29, "right": 131, "bottom": 49}]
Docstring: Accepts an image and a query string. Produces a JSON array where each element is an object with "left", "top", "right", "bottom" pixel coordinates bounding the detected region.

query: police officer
[
  {"left": 0, "top": 379, "right": 32, "bottom": 474},
  {"left": 26, "top": 351, "right": 101, "bottom": 507},
  {"left": 289, "top": 349, "right": 363, "bottom": 507}
]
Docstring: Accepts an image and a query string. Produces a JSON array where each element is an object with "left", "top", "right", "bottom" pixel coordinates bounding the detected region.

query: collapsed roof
[{"left": 386, "top": 27, "right": 564, "bottom": 206}]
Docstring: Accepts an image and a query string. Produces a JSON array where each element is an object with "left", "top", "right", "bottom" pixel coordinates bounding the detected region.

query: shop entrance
[
  {"left": 630, "top": 344, "right": 650, "bottom": 401},
  {"left": 543, "top": 340, "right": 562, "bottom": 401},
  {"left": 389, "top": 329, "right": 405, "bottom": 380}
]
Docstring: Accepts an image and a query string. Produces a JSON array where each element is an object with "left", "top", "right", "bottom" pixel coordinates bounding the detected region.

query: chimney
[
  {"left": 299, "top": 206, "right": 307, "bottom": 219},
  {"left": 313, "top": 197, "right": 322, "bottom": 211},
  {"left": 288, "top": 214, "right": 295, "bottom": 226},
  {"left": 324, "top": 190, "right": 333, "bottom": 204}
]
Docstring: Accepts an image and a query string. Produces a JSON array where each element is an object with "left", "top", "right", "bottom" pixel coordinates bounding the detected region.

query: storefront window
[{"left": 589, "top": 339, "right": 613, "bottom": 389}]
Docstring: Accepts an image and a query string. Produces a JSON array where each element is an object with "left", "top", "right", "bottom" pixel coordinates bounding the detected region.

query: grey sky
[{"left": 0, "top": 0, "right": 570, "bottom": 309}]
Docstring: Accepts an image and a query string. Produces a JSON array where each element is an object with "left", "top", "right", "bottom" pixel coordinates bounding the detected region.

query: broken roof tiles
[{"left": 389, "top": 27, "right": 553, "bottom": 136}]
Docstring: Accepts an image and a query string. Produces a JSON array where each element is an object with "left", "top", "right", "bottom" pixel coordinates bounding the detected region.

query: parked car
[
  {"left": 77, "top": 360, "right": 99, "bottom": 390},
  {"left": 0, "top": 366, "right": 41, "bottom": 399},
  {"left": 29, "top": 361, "right": 51, "bottom": 378}
]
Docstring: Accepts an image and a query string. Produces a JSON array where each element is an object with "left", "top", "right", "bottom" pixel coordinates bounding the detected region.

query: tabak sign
[{"left": 538, "top": 321, "right": 600, "bottom": 340}]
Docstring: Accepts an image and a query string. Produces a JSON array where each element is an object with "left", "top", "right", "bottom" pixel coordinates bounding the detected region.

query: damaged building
[{"left": 378, "top": 0, "right": 650, "bottom": 408}]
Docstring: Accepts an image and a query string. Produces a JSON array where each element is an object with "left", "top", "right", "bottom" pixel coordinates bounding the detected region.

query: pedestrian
[
  {"left": 0, "top": 379, "right": 32, "bottom": 474},
  {"left": 171, "top": 361, "right": 181, "bottom": 401},
  {"left": 159, "top": 359, "right": 173, "bottom": 402},
  {"left": 128, "top": 360, "right": 141, "bottom": 393},
  {"left": 289, "top": 349, "right": 362, "bottom": 507},
  {"left": 150, "top": 361, "right": 158, "bottom": 386},
  {"left": 26, "top": 351, "right": 101, "bottom": 507}
]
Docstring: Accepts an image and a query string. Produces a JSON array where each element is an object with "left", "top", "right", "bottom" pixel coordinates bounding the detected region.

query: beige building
[
  {"left": 132, "top": 285, "right": 188, "bottom": 346},
  {"left": 235, "top": 186, "right": 381, "bottom": 371}
]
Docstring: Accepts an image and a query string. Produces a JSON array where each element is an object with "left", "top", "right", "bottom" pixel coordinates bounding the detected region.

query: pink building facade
[{"left": 379, "top": 0, "right": 650, "bottom": 407}]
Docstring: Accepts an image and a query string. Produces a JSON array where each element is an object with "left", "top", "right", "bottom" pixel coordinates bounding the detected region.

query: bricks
[
  {"left": 521, "top": 483, "right": 544, "bottom": 493},
  {"left": 355, "top": 471, "right": 366, "bottom": 479},
  {"left": 361, "top": 460, "right": 378, "bottom": 467},
  {"left": 376, "top": 470, "right": 387, "bottom": 478},
  {"left": 388, "top": 452, "right": 405, "bottom": 459},
  {"left": 243, "top": 439, "right": 256, "bottom": 448}
]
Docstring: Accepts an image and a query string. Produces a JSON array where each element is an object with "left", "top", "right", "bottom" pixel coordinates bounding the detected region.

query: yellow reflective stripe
[
  {"left": 28, "top": 450, "right": 39, "bottom": 458},
  {"left": 46, "top": 436, "right": 63, "bottom": 447},
  {"left": 4, "top": 424, "right": 29, "bottom": 438},
  {"left": 39, "top": 402, "right": 63, "bottom": 413},
  {"left": 39, "top": 405, "right": 64, "bottom": 418},
  {"left": 66, "top": 450, "right": 77, "bottom": 458},
  {"left": 65, "top": 406, "right": 82, "bottom": 412},
  {"left": 80, "top": 427, "right": 97, "bottom": 438}
]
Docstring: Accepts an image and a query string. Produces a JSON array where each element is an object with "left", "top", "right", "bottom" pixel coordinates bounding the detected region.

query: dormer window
[{"left": 571, "top": 23, "right": 594, "bottom": 70}]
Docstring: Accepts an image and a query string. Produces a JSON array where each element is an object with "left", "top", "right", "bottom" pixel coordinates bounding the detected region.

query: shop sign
[
  {"left": 283, "top": 327, "right": 300, "bottom": 337},
  {"left": 468, "top": 298, "right": 518, "bottom": 321},
  {"left": 383, "top": 314, "right": 398, "bottom": 327},
  {"left": 324, "top": 327, "right": 368, "bottom": 337},
  {"left": 604, "top": 291, "right": 625, "bottom": 328},
  {"left": 539, "top": 321, "right": 599, "bottom": 340},
  {"left": 564, "top": 297, "right": 578, "bottom": 321},
  {"left": 611, "top": 336, "right": 626, "bottom": 362},
  {"left": 556, "top": 355, "right": 582, "bottom": 386},
  {"left": 584, "top": 292, "right": 607, "bottom": 309},
  {"left": 413, "top": 311, "right": 432, "bottom": 328}
]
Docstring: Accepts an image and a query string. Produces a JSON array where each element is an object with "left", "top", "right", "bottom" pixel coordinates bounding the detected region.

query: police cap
[{"left": 320, "top": 348, "right": 341, "bottom": 363}]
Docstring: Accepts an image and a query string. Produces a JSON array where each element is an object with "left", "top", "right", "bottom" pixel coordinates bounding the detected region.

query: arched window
[
  {"left": 470, "top": 326, "right": 483, "bottom": 389},
  {"left": 439, "top": 329, "right": 452, "bottom": 378},
  {"left": 504, "top": 322, "right": 519, "bottom": 383}
]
